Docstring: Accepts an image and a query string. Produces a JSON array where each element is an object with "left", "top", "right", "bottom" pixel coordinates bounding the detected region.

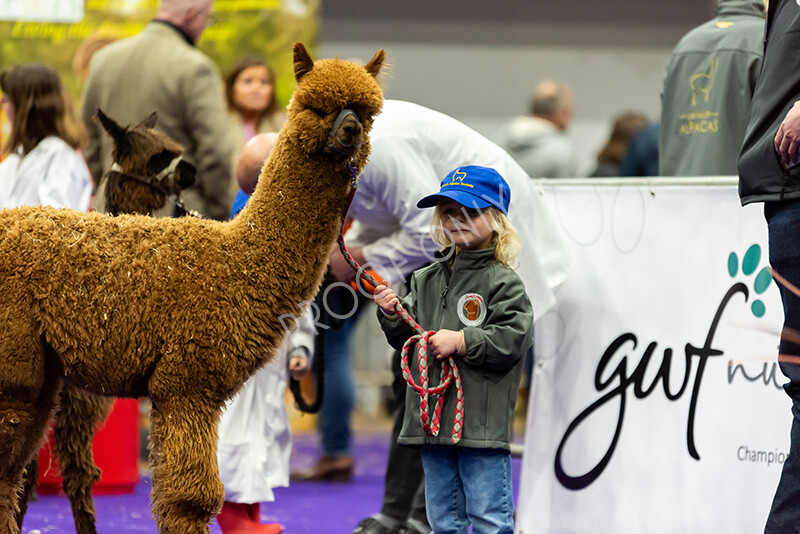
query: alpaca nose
[
  {"left": 341, "top": 120, "right": 362, "bottom": 142},
  {"left": 327, "top": 109, "right": 363, "bottom": 152}
]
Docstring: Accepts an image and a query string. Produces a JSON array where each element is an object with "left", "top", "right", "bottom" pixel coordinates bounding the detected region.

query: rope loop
[{"left": 337, "top": 166, "right": 464, "bottom": 443}]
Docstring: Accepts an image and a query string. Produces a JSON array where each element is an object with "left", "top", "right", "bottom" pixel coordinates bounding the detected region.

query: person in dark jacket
[
  {"left": 738, "top": 0, "right": 800, "bottom": 531},
  {"left": 374, "top": 166, "right": 534, "bottom": 534},
  {"left": 620, "top": 122, "right": 660, "bottom": 177},
  {"left": 590, "top": 111, "right": 650, "bottom": 177},
  {"left": 660, "top": 0, "right": 766, "bottom": 176}
]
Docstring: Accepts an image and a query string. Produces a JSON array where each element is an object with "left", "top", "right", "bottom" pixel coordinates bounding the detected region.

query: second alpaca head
[{"left": 95, "top": 109, "right": 197, "bottom": 216}]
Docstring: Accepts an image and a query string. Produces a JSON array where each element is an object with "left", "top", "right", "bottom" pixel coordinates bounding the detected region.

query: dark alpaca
[
  {"left": 99, "top": 109, "right": 197, "bottom": 217},
  {"left": 15, "top": 109, "right": 198, "bottom": 534},
  {"left": 0, "top": 42, "right": 384, "bottom": 534}
]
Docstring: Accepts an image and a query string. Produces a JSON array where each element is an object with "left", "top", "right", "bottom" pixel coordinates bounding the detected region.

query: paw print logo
[{"left": 727, "top": 244, "right": 772, "bottom": 318}]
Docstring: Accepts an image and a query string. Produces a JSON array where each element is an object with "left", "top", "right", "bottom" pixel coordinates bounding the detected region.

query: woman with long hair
[
  {"left": 0, "top": 63, "right": 91, "bottom": 210},
  {"left": 223, "top": 56, "right": 285, "bottom": 205}
]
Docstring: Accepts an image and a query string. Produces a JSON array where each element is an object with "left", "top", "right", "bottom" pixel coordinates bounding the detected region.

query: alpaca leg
[
  {"left": 148, "top": 399, "right": 224, "bottom": 534},
  {"left": 14, "top": 458, "right": 37, "bottom": 531},
  {"left": 54, "top": 385, "right": 113, "bottom": 534},
  {"left": 0, "top": 345, "right": 61, "bottom": 534}
]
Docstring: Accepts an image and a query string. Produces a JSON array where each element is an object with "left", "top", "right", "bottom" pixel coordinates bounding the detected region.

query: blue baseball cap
[{"left": 417, "top": 165, "right": 511, "bottom": 215}]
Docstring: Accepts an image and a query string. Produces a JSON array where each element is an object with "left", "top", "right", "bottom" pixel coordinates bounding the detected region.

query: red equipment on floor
[{"left": 37, "top": 398, "right": 140, "bottom": 495}]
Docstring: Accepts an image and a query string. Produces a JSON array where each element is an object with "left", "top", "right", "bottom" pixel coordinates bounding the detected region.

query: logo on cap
[
  {"left": 443, "top": 168, "right": 474, "bottom": 189},
  {"left": 416, "top": 165, "right": 510, "bottom": 215}
]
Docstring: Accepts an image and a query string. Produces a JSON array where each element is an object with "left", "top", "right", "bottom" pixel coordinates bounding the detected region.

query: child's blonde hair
[{"left": 431, "top": 204, "right": 521, "bottom": 268}]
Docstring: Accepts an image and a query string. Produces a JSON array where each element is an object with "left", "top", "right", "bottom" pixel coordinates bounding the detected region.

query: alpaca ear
[
  {"left": 95, "top": 109, "right": 127, "bottom": 148},
  {"left": 364, "top": 49, "right": 385, "bottom": 79},
  {"left": 293, "top": 42, "right": 315, "bottom": 82},
  {"left": 141, "top": 111, "right": 158, "bottom": 129}
]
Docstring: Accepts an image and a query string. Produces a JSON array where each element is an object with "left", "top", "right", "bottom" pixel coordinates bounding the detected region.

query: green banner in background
[{"left": 0, "top": 0, "right": 318, "bottom": 110}]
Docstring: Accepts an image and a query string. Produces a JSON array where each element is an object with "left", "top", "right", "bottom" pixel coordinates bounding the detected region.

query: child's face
[{"left": 437, "top": 198, "right": 495, "bottom": 251}]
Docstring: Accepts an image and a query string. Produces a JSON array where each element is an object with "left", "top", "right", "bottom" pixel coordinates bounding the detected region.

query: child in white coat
[{"left": 216, "top": 133, "right": 314, "bottom": 534}]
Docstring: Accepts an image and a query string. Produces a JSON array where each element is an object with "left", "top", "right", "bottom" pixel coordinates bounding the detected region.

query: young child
[
  {"left": 373, "top": 165, "right": 534, "bottom": 534},
  {"left": 216, "top": 133, "right": 313, "bottom": 534}
]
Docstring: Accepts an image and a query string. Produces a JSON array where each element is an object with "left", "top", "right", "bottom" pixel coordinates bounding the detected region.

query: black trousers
[{"left": 381, "top": 349, "right": 428, "bottom": 527}]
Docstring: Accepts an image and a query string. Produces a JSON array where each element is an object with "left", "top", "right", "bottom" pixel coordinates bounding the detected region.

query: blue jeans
[
  {"left": 765, "top": 200, "right": 800, "bottom": 534},
  {"left": 317, "top": 286, "right": 361, "bottom": 457},
  {"left": 420, "top": 445, "right": 514, "bottom": 534}
]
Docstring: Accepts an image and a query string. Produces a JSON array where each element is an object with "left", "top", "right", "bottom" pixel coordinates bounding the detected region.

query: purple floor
[{"left": 21, "top": 431, "right": 523, "bottom": 534}]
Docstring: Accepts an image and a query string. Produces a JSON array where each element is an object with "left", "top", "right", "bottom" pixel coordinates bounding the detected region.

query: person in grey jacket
[
  {"left": 660, "top": 0, "right": 766, "bottom": 176},
  {"left": 374, "top": 166, "right": 533, "bottom": 534},
  {"left": 739, "top": 0, "right": 800, "bottom": 531},
  {"left": 495, "top": 80, "right": 578, "bottom": 178},
  {"left": 81, "top": 0, "right": 233, "bottom": 220}
]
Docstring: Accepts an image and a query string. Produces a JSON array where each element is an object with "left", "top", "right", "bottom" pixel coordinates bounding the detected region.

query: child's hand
[
  {"left": 288, "top": 355, "right": 309, "bottom": 380},
  {"left": 428, "top": 329, "right": 464, "bottom": 359},
  {"left": 374, "top": 284, "right": 399, "bottom": 315}
]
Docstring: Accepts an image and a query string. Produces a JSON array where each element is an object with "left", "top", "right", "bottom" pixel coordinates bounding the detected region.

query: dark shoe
[
  {"left": 290, "top": 455, "right": 354, "bottom": 482},
  {"left": 389, "top": 524, "right": 426, "bottom": 534},
  {"left": 353, "top": 517, "right": 393, "bottom": 534}
]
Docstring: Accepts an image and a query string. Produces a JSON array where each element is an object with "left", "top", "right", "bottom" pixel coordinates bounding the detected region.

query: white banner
[
  {"left": 518, "top": 184, "right": 790, "bottom": 534},
  {"left": 0, "top": 0, "right": 83, "bottom": 22}
]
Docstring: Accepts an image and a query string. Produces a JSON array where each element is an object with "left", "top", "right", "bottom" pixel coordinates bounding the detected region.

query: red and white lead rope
[{"left": 337, "top": 163, "right": 464, "bottom": 444}]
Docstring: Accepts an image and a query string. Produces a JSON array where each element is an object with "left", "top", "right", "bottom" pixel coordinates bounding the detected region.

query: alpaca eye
[{"left": 309, "top": 107, "right": 326, "bottom": 118}]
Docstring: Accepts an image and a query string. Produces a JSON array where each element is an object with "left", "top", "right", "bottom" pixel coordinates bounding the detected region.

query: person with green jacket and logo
[
  {"left": 374, "top": 165, "right": 534, "bottom": 534},
  {"left": 660, "top": 0, "right": 766, "bottom": 176}
]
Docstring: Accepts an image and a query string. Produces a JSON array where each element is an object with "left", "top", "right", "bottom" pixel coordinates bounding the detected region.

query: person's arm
[
  {"left": 287, "top": 348, "right": 310, "bottom": 380},
  {"left": 775, "top": 101, "right": 800, "bottom": 167},
  {"left": 375, "top": 280, "right": 418, "bottom": 350},
  {"left": 80, "top": 66, "right": 104, "bottom": 189},
  {"left": 460, "top": 272, "right": 534, "bottom": 372},
  {"left": 286, "top": 307, "right": 315, "bottom": 380},
  {"left": 183, "top": 58, "right": 233, "bottom": 220},
  {"left": 347, "top": 138, "right": 439, "bottom": 285}
]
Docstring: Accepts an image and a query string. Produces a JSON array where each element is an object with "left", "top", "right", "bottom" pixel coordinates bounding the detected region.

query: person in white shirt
[
  {"left": 0, "top": 63, "right": 92, "bottom": 211},
  {"left": 293, "top": 99, "right": 572, "bottom": 534}
]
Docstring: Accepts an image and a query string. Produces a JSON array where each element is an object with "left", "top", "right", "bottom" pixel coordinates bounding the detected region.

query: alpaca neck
[{"left": 232, "top": 140, "right": 351, "bottom": 311}]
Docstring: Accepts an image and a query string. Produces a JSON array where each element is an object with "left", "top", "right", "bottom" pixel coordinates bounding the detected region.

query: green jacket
[
  {"left": 660, "top": 0, "right": 765, "bottom": 176},
  {"left": 378, "top": 247, "right": 533, "bottom": 451}
]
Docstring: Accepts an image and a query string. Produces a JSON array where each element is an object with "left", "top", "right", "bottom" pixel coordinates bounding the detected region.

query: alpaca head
[
  {"left": 286, "top": 43, "right": 385, "bottom": 171},
  {"left": 95, "top": 109, "right": 197, "bottom": 216}
]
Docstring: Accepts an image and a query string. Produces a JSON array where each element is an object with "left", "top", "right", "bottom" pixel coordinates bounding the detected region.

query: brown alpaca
[
  {"left": 98, "top": 109, "right": 198, "bottom": 217},
  {"left": 14, "top": 109, "right": 199, "bottom": 534},
  {"left": 0, "top": 42, "right": 385, "bottom": 534}
]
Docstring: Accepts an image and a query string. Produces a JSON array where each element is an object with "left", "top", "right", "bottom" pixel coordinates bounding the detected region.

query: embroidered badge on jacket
[{"left": 458, "top": 293, "right": 486, "bottom": 326}]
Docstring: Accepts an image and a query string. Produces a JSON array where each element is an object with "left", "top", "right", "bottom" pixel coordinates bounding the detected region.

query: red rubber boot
[{"left": 217, "top": 501, "right": 283, "bottom": 534}]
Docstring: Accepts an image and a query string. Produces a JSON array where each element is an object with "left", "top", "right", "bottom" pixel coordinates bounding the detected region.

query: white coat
[
  {"left": 345, "top": 100, "right": 573, "bottom": 318},
  {"left": 217, "top": 309, "right": 316, "bottom": 503},
  {"left": 0, "top": 136, "right": 91, "bottom": 210}
]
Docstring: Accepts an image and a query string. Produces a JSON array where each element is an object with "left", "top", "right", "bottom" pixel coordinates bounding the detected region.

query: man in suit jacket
[{"left": 81, "top": 0, "right": 233, "bottom": 220}]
